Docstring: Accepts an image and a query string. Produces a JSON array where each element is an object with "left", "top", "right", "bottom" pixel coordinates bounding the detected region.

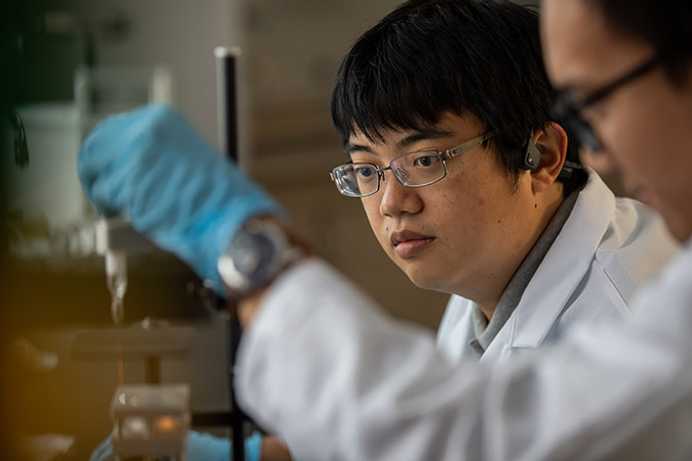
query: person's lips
[{"left": 390, "top": 230, "right": 436, "bottom": 259}]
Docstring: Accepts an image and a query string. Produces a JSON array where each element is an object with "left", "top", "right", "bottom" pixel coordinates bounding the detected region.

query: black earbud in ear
[{"left": 523, "top": 140, "right": 541, "bottom": 170}]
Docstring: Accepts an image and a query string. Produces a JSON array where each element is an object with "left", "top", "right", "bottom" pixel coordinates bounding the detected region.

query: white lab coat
[
  {"left": 236, "top": 184, "right": 692, "bottom": 461},
  {"left": 437, "top": 172, "right": 677, "bottom": 364}
]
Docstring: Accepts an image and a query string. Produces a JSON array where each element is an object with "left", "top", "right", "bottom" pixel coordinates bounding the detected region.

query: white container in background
[{"left": 5, "top": 103, "right": 87, "bottom": 233}]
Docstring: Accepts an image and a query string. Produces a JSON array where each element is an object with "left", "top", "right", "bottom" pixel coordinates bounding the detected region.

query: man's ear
[{"left": 530, "top": 122, "right": 568, "bottom": 194}]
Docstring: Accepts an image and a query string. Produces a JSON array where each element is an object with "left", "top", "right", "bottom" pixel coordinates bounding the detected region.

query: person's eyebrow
[
  {"left": 344, "top": 143, "right": 374, "bottom": 155},
  {"left": 553, "top": 75, "right": 600, "bottom": 95},
  {"left": 553, "top": 83, "right": 578, "bottom": 95},
  {"left": 396, "top": 128, "right": 454, "bottom": 150}
]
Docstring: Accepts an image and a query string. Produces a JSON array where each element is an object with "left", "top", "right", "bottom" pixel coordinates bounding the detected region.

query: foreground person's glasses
[{"left": 330, "top": 132, "right": 494, "bottom": 198}]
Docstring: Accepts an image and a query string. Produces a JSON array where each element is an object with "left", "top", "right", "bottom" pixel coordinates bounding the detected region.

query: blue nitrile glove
[
  {"left": 90, "top": 431, "right": 263, "bottom": 461},
  {"left": 78, "top": 104, "right": 282, "bottom": 295}
]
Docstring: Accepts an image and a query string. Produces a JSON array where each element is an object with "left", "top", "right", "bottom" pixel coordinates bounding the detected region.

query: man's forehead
[
  {"left": 346, "top": 112, "right": 477, "bottom": 149},
  {"left": 541, "top": 0, "right": 602, "bottom": 88},
  {"left": 541, "top": 0, "right": 652, "bottom": 90}
]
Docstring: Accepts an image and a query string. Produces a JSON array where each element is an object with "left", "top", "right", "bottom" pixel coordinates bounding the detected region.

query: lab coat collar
[{"left": 489, "top": 171, "right": 615, "bottom": 353}]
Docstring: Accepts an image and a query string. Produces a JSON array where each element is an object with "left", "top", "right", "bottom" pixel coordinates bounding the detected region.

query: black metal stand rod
[{"left": 215, "top": 45, "right": 245, "bottom": 461}]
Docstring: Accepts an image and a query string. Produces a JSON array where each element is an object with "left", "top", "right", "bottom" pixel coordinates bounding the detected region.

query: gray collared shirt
[{"left": 469, "top": 190, "right": 580, "bottom": 355}]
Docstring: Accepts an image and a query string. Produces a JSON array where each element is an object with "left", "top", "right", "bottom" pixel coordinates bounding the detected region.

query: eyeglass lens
[{"left": 334, "top": 151, "right": 447, "bottom": 197}]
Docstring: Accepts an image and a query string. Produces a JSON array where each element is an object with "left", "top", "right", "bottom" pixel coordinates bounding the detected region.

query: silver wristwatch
[{"left": 217, "top": 219, "right": 303, "bottom": 297}]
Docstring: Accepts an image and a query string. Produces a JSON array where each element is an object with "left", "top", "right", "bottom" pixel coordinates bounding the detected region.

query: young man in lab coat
[
  {"left": 79, "top": 0, "right": 692, "bottom": 459},
  {"left": 328, "top": 0, "right": 676, "bottom": 364}
]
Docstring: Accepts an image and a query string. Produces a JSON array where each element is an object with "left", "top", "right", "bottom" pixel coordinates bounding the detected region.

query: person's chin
[
  {"left": 629, "top": 183, "right": 657, "bottom": 208},
  {"left": 402, "top": 264, "right": 443, "bottom": 291},
  {"left": 409, "top": 276, "right": 432, "bottom": 290},
  {"left": 661, "top": 210, "right": 692, "bottom": 244}
]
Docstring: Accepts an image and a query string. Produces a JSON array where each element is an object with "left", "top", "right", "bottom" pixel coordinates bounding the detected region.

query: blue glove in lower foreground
[
  {"left": 90, "top": 431, "right": 263, "bottom": 461},
  {"left": 78, "top": 104, "right": 282, "bottom": 295}
]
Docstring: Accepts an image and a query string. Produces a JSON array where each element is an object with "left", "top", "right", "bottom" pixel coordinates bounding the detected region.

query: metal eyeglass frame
[
  {"left": 551, "top": 54, "right": 660, "bottom": 152},
  {"left": 329, "top": 132, "right": 494, "bottom": 198}
]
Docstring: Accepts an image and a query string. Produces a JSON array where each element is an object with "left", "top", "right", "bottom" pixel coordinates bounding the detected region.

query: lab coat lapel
[
  {"left": 483, "top": 172, "right": 615, "bottom": 359},
  {"left": 437, "top": 296, "right": 482, "bottom": 362}
]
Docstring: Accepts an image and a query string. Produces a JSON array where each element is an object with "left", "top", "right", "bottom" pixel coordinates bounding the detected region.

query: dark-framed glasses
[
  {"left": 552, "top": 54, "right": 660, "bottom": 152},
  {"left": 329, "top": 132, "right": 494, "bottom": 198}
]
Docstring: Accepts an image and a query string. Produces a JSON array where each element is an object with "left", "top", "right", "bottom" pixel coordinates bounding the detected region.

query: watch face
[
  {"left": 219, "top": 221, "right": 299, "bottom": 295},
  {"left": 235, "top": 246, "right": 260, "bottom": 273},
  {"left": 232, "top": 232, "right": 262, "bottom": 274},
  {"left": 228, "top": 226, "right": 279, "bottom": 284}
]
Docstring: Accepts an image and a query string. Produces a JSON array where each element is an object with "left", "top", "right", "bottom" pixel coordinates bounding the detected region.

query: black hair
[
  {"left": 588, "top": 1, "right": 692, "bottom": 85},
  {"left": 331, "top": 0, "right": 581, "bottom": 179}
]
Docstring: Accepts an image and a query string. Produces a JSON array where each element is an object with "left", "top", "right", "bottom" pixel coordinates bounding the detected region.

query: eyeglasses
[
  {"left": 329, "top": 132, "right": 494, "bottom": 198},
  {"left": 551, "top": 54, "right": 660, "bottom": 152}
]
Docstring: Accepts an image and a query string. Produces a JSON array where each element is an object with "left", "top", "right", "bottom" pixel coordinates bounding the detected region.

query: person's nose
[{"left": 378, "top": 172, "right": 423, "bottom": 218}]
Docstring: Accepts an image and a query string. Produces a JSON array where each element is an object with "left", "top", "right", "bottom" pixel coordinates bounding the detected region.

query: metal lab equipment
[
  {"left": 94, "top": 218, "right": 156, "bottom": 325},
  {"left": 112, "top": 384, "right": 190, "bottom": 460}
]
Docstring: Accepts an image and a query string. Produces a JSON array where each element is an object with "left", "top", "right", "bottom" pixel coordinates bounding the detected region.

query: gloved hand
[
  {"left": 78, "top": 104, "right": 282, "bottom": 295},
  {"left": 90, "top": 431, "right": 263, "bottom": 461}
]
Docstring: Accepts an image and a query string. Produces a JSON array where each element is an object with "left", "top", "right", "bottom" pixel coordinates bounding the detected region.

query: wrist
[{"left": 237, "top": 219, "right": 309, "bottom": 327}]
